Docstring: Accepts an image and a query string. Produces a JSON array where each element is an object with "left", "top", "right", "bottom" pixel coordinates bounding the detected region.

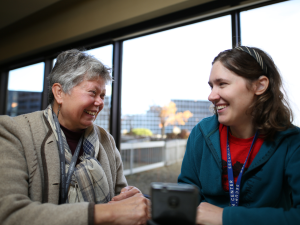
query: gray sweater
[{"left": 0, "top": 111, "right": 127, "bottom": 225}]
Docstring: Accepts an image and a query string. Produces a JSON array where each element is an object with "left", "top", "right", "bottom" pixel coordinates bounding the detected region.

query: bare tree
[{"left": 158, "top": 101, "right": 193, "bottom": 137}]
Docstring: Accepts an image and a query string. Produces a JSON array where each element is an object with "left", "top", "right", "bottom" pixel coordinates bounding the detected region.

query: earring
[{"left": 57, "top": 104, "right": 61, "bottom": 118}]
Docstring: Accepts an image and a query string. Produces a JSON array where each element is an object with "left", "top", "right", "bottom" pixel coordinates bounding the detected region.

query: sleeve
[
  {"left": 0, "top": 117, "right": 91, "bottom": 225},
  {"left": 178, "top": 125, "right": 203, "bottom": 203},
  {"left": 112, "top": 136, "right": 128, "bottom": 195},
  {"left": 222, "top": 136, "right": 300, "bottom": 225},
  {"left": 107, "top": 133, "right": 128, "bottom": 195}
]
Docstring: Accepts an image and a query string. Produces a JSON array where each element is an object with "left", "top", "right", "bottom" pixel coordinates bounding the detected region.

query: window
[
  {"left": 241, "top": 0, "right": 300, "bottom": 125},
  {"left": 121, "top": 15, "right": 232, "bottom": 193},
  {"left": 7, "top": 62, "right": 45, "bottom": 116},
  {"left": 86, "top": 45, "right": 113, "bottom": 132}
]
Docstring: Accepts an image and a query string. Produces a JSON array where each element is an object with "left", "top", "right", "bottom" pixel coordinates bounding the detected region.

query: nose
[
  {"left": 94, "top": 95, "right": 104, "bottom": 107},
  {"left": 208, "top": 87, "right": 220, "bottom": 104}
]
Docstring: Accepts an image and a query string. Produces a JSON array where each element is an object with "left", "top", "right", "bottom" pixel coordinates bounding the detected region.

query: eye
[
  {"left": 90, "top": 90, "right": 96, "bottom": 95},
  {"left": 100, "top": 94, "right": 106, "bottom": 100},
  {"left": 219, "top": 82, "right": 227, "bottom": 87}
]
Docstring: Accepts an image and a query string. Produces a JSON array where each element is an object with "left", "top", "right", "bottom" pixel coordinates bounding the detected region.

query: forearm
[
  {"left": 223, "top": 206, "right": 300, "bottom": 225},
  {"left": 0, "top": 195, "right": 91, "bottom": 225},
  {"left": 94, "top": 204, "right": 112, "bottom": 225},
  {"left": 93, "top": 194, "right": 149, "bottom": 225}
]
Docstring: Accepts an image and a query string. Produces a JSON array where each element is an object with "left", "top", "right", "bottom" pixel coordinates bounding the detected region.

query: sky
[
  {"left": 240, "top": 0, "right": 300, "bottom": 125},
  {"left": 121, "top": 15, "right": 231, "bottom": 115},
  {"left": 7, "top": 0, "right": 300, "bottom": 125},
  {"left": 8, "top": 62, "right": 45, "bottom": 92}
]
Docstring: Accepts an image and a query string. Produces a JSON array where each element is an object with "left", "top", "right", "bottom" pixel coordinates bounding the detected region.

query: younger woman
[{"left": 178, "top": 46, "right": 300, "bottom": 225}]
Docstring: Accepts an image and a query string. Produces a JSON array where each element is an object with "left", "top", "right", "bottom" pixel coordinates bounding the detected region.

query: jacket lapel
[
  {"left": 41, "top": 115, "right": 60, "bottom": 204},
  {"left": 199, "top": 115, "right": 222, "bottom": 170}
]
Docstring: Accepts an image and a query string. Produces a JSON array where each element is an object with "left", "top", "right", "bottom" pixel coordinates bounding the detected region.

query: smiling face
[
  {"left": 208, "top": 61, "right": 256, "bottom": 129},
  {"left": 56, "top": 77, "right": 106, "bottom": 131}
]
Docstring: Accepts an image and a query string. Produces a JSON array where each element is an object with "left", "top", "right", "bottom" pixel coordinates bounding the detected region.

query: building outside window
[
  {"left": 121, "top": 15, "right": 232, "bottom": 193},
  {"left": 6, "top": 62, "right": 44, "bottom": 116}
]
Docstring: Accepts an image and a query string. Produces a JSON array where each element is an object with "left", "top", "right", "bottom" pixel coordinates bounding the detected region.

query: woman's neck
[{"left": 229, "top": 123, "right": 255, "bottom": 139}]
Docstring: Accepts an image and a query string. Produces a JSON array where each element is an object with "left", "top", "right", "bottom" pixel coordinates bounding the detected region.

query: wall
[
  {"left": 0, "top": 0, "right": 269, "bottom": 66},
  {"left": 0, "top": 0, "right": 211, "bottom": 64}
]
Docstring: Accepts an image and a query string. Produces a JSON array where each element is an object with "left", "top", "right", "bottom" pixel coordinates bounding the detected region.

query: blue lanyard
[
  {"left": 226, "top": 126, "right": 258, "bottom": 207},
  {"left": 52, "top": 111, "right": 83, "bottom": 204}
]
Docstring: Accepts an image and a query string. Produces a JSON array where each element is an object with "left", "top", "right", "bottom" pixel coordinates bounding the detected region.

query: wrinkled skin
[{"left": 94, "top": 187, "right": 150, "bottom": 225}]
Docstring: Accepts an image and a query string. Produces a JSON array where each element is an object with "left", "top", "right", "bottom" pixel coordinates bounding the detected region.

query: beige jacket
[{"left": 0, "top": 111, "right": 127, "bottom": 225}]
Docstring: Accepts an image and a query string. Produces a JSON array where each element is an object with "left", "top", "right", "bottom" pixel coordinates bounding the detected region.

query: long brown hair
[{"left": 212, "top": 47, "right": 293, "bottom": 140}]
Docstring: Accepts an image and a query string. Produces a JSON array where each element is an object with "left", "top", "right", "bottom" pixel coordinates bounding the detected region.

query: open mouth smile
[
  {"left": 216, "top": 105, "right": 228, "bottom": 111},
  {"left": 84, "top": 109, "right": 97, "bottom": 116}
]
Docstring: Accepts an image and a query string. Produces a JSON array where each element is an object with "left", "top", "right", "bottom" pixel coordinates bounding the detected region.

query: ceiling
[
  {"left": 0, "top": 0, "right": 61, "bottom": 30},
  {"left": 0, "top": 0, "right": 269, "bottom": 67}
]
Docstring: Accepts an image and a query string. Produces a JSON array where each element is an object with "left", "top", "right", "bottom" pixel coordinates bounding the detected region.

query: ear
[
  {"left": 254, "top": 75, "right": 269, "bottom": 96},
  {"left": 52, "top": 83, "right": 64, "bottom": 104}
]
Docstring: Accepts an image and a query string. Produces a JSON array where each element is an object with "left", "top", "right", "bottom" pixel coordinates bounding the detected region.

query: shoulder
[
  {"left": 185, "top": 115, "right": 219, "bottom": 155},
  {"left": 275, "top": 125, "right": 300, "bottom": 145},
  {"left": 93, "top": 125, "right": 120, "bottom": 159},
  {"left": 189, "top": 114, "right": 219, "bottom": 140},
  {"left": 94, "top": 125, "right": 115, "bottom": 145},
  {"left": 0, "top": 111, "right": 40, "bottom": 135},
  {"left": 270, "top": 126, "right": 300, "bottom": 160},
  {"left": 0, "top": 111, "right": 44, "bottom": 128},
  {"left": 0, "top": 111, "right": 47, "bottom": 144}
]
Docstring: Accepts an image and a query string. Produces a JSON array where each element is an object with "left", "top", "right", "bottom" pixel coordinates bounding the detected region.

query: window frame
[{"left": 0, "top": 0, "right": 287, "bottom": 149}]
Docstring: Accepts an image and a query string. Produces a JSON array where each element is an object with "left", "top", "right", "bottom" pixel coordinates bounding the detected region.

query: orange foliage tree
[{"left": 158, "top": 101, "right": 193, "bottom": 136}]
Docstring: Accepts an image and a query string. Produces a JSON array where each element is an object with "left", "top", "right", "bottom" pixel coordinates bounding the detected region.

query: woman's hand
[
  {"left": 196, "top": 202, "right": 223, "bottom": 225},
  {"left": 94, "top": 193, "right": 150, "bottom": 225},
  {"left": 111, "top": 186, "right": 141, "bottom": 201}
]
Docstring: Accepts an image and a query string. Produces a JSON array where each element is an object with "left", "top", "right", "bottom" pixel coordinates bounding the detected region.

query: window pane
[
  {"left": 241, "top": 0, "right": 300, "bottom": 125},
  {"left": 121, "top": 16, "right": 232, "bottom": 193},
  {"left": 86, "top": 45, "right": 113, "bottom": 132},
  {"left": 7, "top": 62, "right": 45, "bottom": 116}
]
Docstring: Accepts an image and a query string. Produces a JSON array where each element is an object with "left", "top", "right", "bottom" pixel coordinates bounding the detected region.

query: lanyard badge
[
  {"left": 226, "top": 126, "right": 258, "bottom": 207},
  {"left": 52, "top": 111, "right": 83, "bottom": 204}
]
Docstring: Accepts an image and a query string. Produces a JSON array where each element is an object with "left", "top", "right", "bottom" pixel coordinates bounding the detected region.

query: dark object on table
[
  {"left": 151, "top": 182, "right": 198, "bottom": 225},
  {"left": 147, "top": 220, "right": 160, "bottom": 225}
]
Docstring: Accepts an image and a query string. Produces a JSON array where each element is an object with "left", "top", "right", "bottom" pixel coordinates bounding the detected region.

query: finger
[
  {"left": 126, "top": 187, "right": 141, "bottom": 196},
  {"left": 111, "top": 189, "right": 139, "bottom": 201},
  {"left": 119, "top": 188, "right": 141, "bottom": 201},
  {"left": 107, "top": 201, "right": 116, "bottom": 204},
  {"left": 111, "top": 187, "right": 132, "bottom": 201},
  {"left": 120, "top": 186, "right": 133, "bottom": 194},
  {"left": 111, "top": 193, "right": 127, "bottom": 201}
]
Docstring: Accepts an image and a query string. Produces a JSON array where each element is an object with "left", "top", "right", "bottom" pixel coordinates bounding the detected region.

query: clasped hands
[
  {"left": 109, "top": 187, "right": 223, "bottom": 225},
  {"left": 94, "top": 186, "right": 150, "bottom": 225},
  {"left": 95, "top": 186, "right": 223, "bottom": 225},
  {"left": 110, "top": 186, "right": 142, "bottom": 202}
]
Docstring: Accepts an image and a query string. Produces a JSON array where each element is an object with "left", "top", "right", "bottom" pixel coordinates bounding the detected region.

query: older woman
[{"left": 0, "top": 49, "right": 149, "bottom": 225}]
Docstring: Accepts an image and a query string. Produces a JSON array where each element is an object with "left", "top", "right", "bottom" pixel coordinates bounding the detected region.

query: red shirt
[{"left": 219, "top": 124, "right": 264, "bottom": 192}]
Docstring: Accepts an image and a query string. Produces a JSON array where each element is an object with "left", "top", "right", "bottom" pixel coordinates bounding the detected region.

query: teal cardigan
[{"left": 178, "top": 115, "right": 300, "bottom": 225}]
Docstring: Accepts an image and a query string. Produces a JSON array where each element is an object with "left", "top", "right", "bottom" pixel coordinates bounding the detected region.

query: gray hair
[{"left": 48, "top": 49, "right": 112, "bottom": 104}]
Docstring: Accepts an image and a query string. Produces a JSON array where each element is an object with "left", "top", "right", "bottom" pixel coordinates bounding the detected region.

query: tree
[
  {"left": 158, "top": 101, "right": 193, "bottom": 137},
  {"left": 132, "top": 128, "right": 153, "bottom": 136}
]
